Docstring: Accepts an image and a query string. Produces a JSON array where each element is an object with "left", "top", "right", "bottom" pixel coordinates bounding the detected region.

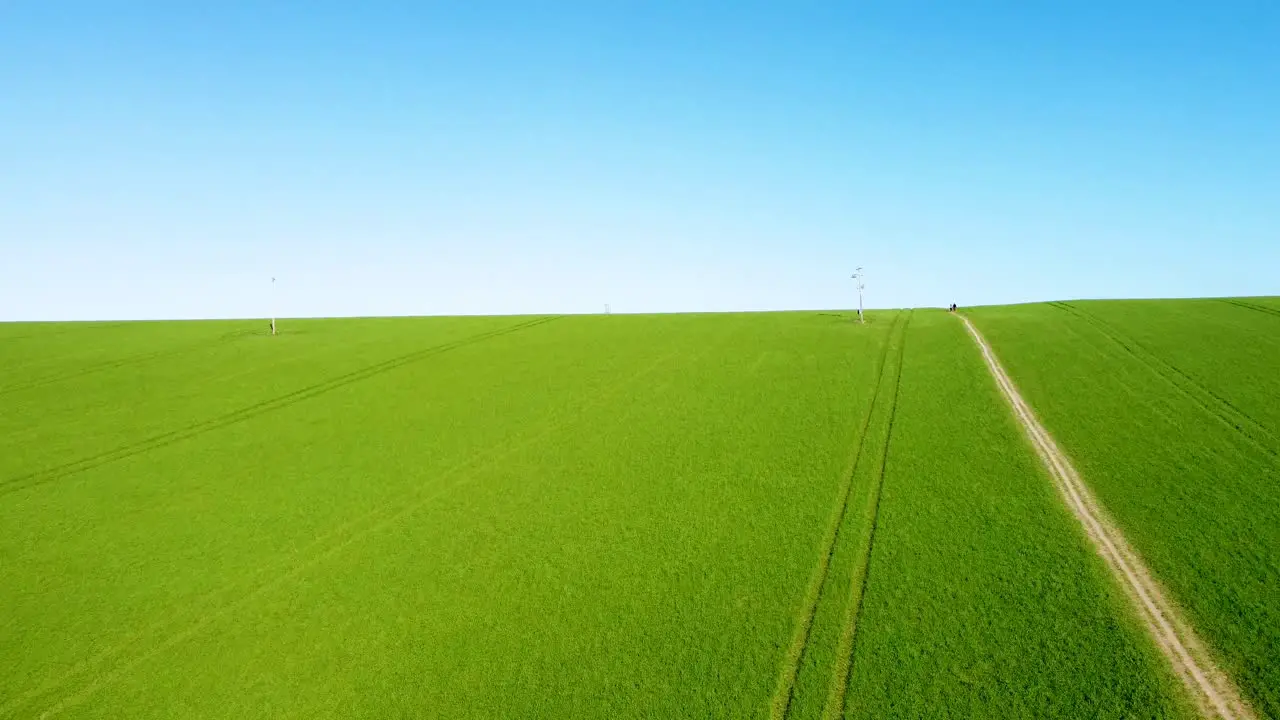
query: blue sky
[{"left": 3, "top": 2, "right": 1277, "bottom": 320}]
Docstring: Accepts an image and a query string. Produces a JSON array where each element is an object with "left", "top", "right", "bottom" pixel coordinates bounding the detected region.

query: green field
[
  {"left": 844, "top": 310, "right": 1187, "bottom": 719},
  {"left": 968, "top": 298, "right": 1280, "bottom": 718},
  {"left": 1, "top": 304, "right": 1273, "bottom": 717}
]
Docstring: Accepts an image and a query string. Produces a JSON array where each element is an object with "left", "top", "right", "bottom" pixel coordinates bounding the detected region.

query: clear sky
[{"left": 3, "top": 2, "right": 1277, "bottom": 320}]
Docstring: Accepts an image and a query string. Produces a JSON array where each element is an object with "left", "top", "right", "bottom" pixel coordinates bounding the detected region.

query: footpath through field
[{"left": 959, "top": 314, "right": 1256, "bottom": 720}]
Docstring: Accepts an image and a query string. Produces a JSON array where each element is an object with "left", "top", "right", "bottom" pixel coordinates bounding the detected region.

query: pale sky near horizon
[{"left": 3, "top": 2, "right": 1278, "bottom": 321}]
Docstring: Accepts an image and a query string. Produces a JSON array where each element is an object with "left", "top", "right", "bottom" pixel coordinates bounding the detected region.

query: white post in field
[{"left": 851, "top": 268, "right": 866, "bottom": 324}]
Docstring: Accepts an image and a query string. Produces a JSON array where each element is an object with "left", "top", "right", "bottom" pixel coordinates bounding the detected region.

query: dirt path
[{"left": 958, "top": 315, "right": 1255, "bottom": 720}]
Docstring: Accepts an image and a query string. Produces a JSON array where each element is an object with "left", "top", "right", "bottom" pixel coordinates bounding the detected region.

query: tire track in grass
[
  {"left": 769, "top": 311, "right": 903, "bottom": 720},
  {"left": 1049, "top": 316, "right": 1255, "bottom": 468},
  {"left": 10, "top": 319, "right": 746, "bottom": 720},
  {"left": 1051, "top": 301, "right": 1276, "bottom": 446},
  {"left": 1216, "top": 298, "right": 1280, "bottom": 320},
  {"left": 0, "top": 316, "right": 561, "bottom": 498},
  {"left": 960, "top": 314, "right": 1256, "bottom": 720},
  {"left": 1048, "top": 302, "right": 1278, "bottom": 457},
  {"left": 0, "top": 332, "right": 253, "bottom": 396},
  {"left": 0, "top": 322, "right": 131, "bottom": 343},
  {"left": 822, "top": 311, "right": 910, "bottom": 720}
]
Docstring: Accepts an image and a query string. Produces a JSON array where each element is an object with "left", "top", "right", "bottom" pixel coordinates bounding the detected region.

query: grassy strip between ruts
[
  {"left": 778, "top": 310, "right": 909, "bottom": 720},
  {"left": 821, "top": 310, "right": 911, "bottom": 720}
]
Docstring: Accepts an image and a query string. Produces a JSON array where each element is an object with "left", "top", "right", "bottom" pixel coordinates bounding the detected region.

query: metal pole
[
  {"left": 271, "top": 277, "right": 277, "bottom": 336},
  {"left": 852, "top": 268, "right": 865, "bottom": 324}
]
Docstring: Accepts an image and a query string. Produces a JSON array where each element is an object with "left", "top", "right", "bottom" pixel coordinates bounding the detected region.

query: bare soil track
[{"left": 959, "top": 314, "right": 1255, "bottom": 720}]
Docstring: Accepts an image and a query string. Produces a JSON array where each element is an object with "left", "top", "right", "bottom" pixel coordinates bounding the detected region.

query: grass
[
  {"left": 776, "top": 310, "right": 909, "bottom": 720},
  {"left": 1063, "top": 298, "right": 1280, "bottom": 436},
  {"left": 967, "top": 298, "right": 1280, "bottom": 718},
  {"left": 842, "top": 310, "right": 1190, "bottom": 718},
  {"left": 2, "top": 312, "right": 889, "bottom": 718},
  {"left": 0, "top": 306, "right": 1261, "bottom": 717}
]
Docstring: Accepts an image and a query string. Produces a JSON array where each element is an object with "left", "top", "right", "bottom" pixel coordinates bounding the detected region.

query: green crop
[
  {"left": 0, "top": 306, "right": 1243, "bottom": 718},
  {"left": 774, "top": 309, "right": 909, "bottom": 720},
  {"left": 2, "top": 312, "right": 887, "bottom": 718},
  {"left": 967, "top": 298, "right": 1280, "bottom": 717},
  {"left": 841, "top": 310, "right": 1189, "bottom": 718}
]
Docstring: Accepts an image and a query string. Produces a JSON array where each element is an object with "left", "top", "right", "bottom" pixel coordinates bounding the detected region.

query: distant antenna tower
[
  {"left": 851, "top": 268, "right": 866, "bottom": 324},
  {"left": 605, "top": 304, "right": 611, "bottom": 315},
  {"left": 271, "top": 277, "right": 278, "bottom": 336}
]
